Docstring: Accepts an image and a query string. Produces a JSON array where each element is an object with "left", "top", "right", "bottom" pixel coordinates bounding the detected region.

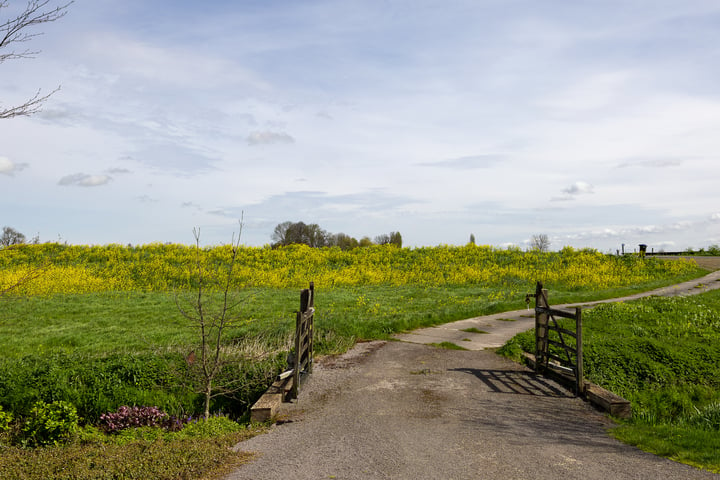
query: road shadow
[{"left": 450, "top": 367, "right": 574, "bottom": 398}]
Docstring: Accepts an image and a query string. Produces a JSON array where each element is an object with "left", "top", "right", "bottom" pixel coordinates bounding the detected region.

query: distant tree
[
  {"left": 359, "top": 236, "right": 373, "bottom": 247},
  {"left": 271, "top": 222, "right": 402, "bottom": 249},
  {"left": 1, "top": 226, "right": 26, "bottom": 246},
  {"left": 374, "top": 231, "right": 402, "bottom": 247},
  {"left": 1, "top": 1, "right": 73, "bottom": 119},
  {"left": 469, "top": 233, "right": 476, "bottom": 245},
  {"left": 304, "top": 223, "right": 329, "bottom": 247},
  {"left": 271, "top": 221, "right": 292, "bottom": 246},
  {"left": 284, "top": 221, "right": 309, "bottom": 245},
  {"left": 389, "top": 231, "right": 402, "bottom": 248},
  {"left": 329, "top": 232, "right": 359, "bottom": 250},
  {"left": 271, "top": 221, "right": 329, "bottom": 248},
  {"left": 374, "top": 233, "right": 390, "bottom": 245},
  {"left": 530, "top": 234, "right": 550, "bottom": 252}
]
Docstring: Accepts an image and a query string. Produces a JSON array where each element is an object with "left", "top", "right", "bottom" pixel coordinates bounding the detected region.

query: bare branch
[
  {"left": 1, "top": 1, "right": 73, "bottom": 118},
  {"left": 0, "top": 85, "right": 59, "bottom": 118},
  {"left": 0, "top": 1, "right": 73, "bottom": 55}
]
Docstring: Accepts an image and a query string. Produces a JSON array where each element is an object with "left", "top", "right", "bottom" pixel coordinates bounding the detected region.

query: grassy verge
[
  {"left": 0, "top": 417, "right": 268, "bottom": 480},
  {"left": 610, "top": 424, "right": 720, "bottom": 474},
  {"left": 498, "top": 289, "right": 720, "bottom": 473}
]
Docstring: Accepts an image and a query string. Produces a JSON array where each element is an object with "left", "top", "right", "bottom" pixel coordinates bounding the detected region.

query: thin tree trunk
[{"left": 204, "top": 382, "right": 212, "bottom": 419}]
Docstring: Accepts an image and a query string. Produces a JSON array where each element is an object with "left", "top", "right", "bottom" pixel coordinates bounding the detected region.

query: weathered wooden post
[
  {"left": 250, "top": 282, "right": 315, "bottom": 421},
  {"left": 292, "top": 282, "right": 314, "bottom": 399},
  {"left": 534, "top": 281, "right": 549, "bottom": 373},
  {"left": 575, "top": 306, "right": 584, "bottom": 395},
  {"left": 302, "top": 281, "right": 314, "bottom": 374}
]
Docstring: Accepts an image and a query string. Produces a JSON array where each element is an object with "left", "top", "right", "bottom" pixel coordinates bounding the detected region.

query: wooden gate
[
  {"left": 250, "top": 282, "right": 315, "bottom": 421},
  {"left": 291, "top": 282, "right": 315, "bottom": 399},
  {"left": 527, "top": 282, "right": 584, "bottom": 395}
]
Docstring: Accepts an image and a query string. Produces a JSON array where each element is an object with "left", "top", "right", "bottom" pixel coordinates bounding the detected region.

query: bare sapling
[{"left": 175, "top": 219, "right": 254, "bottom": 419}]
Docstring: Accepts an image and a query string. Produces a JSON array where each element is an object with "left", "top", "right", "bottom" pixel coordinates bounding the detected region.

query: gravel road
[{"left": 225, "top": 270, "right": 720, "bottom": 480}]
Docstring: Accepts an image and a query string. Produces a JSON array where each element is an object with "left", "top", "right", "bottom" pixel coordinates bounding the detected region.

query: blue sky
[{"left": 1, "top": 0, "right": 719, "bottom": 251}]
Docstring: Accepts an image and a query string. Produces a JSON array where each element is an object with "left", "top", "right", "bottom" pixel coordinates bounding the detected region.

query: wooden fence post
[
  {"left": 575, "top": 306, "right": 584, "bottom": 395},
  {"left": 292, "top": 282, "right": 314, "bottom": 399},
  {"left": 534, "top": 282, "right": 549, "bottom": 372},
  {"left": 305, "top": 282, "right": 314, "bottom": 374}
]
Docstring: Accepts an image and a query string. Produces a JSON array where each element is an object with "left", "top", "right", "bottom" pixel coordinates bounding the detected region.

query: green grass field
[
  {"left": 0, "top": 275, "right": 708, "bottom": 422},
  {"left": 0, "top": 244, "right": 713, "bottom": 478}
]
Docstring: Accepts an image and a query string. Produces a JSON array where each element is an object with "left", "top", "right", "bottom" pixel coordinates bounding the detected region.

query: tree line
[
  {"left": 271, "top": 221, "right": 402, "bottom": 249},
  {"left": 0, "top": 226, "right": 37, "bottom": 246}
]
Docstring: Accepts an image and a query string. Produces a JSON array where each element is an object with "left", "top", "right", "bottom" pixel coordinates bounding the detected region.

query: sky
[{"left": 1, "top": 0, "right": 719, "bottom": 252}]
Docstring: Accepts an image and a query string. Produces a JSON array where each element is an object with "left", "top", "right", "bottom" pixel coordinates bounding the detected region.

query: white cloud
[
  {"left": 58, "top": 173, "right": 112, "bottom": 187},
  {"left": 107, "top": 167, "right": 132, "bottom": 175},
  {"left": 246, "top": 131, "right": 295, "bottom": 146},
  {"left": 563, "top": 182, "right": 594, "bottom": 195},
  {"left": 552, "top": 181, "right": 595, "bottom": 201},
  {"left": 0, "top": 157, "right": 29, "bottom": 176}
]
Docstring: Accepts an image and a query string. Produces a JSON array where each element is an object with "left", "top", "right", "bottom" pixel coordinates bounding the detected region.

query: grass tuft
[
  {"left": 461, "top": 327, "right": 489, "bottom": 334},
  {"left": 429, "top": 342, "right": 468, "bottom": 351}
]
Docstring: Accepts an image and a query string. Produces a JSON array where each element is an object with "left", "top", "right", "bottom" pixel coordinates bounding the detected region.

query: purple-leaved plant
[{"left": 99, "top": 406, "right": 186, "bottom": 433}]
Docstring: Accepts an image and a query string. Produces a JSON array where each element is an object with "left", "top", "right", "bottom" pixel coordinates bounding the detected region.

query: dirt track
[{"left": 226, "top": 271, "right": 720, "bottom": 479}]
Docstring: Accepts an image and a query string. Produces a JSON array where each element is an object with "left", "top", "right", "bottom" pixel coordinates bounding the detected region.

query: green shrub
[
  {"left": 0, "top": 405, "right": 12, "bottom": 434},
  {"left": 22, "top": 400, "right": 79, "bottom": 447},
  {"left": 0, "top": 351, "right": 282, "bottom": 424},
  {"left": 0, "top": 353, "right": 199, "bottom": 423}
]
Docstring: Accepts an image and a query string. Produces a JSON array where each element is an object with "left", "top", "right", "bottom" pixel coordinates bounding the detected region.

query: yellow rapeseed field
[{"left": 0, "top": 243, "right": 697, "bottom": 296}]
